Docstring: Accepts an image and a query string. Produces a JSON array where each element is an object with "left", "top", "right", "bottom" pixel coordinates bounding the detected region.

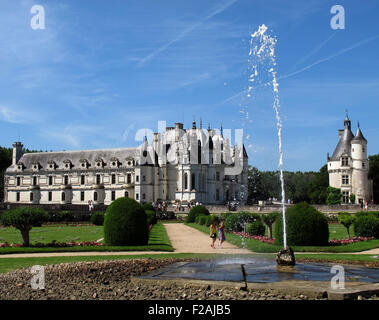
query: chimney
[
  {"left": 175, "top": 123, "right": 183, "bottom": 130},
  {"left": 12, "top": 142, "right": 23, "bottom": 165}
]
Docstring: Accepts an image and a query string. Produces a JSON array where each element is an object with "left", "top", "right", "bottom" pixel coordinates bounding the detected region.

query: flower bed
[
  {"left": 0, "top": 240, "right": 103, "bottom": 248},
  {"left": 231, "top": 232, "right": 275, "bottom": 244},
  {"left": 329, "top": 237, "right": 375, "bottom": 246}
]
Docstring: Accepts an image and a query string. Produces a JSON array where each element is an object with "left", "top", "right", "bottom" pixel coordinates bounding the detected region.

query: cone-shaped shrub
[
  {"left": 104, "top": 197, "right": 148, "bottom": 246},
  {"left": 186, "top": 205, "right": 209, "bottom": 223},
  {"left": 274, "top": 202, "right": 329, "bottom": 246}
]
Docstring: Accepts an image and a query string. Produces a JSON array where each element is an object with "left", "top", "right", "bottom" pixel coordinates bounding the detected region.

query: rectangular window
[
  {"left": 341, "top": 157, "right": 349, "bottom": 166},
  {"left": 96, "top": 174, "right": 101, "bottom": 184},
  {"left": 216, "top": 189, "right": 220, "bottom": 201},
  {"left": 81, "top": 175, "right": 85, "bottom": 185},
  {"left": 142, "top": 175, "right": 146, "bottom": 182},
  {"left": 136, "top": 193, "right": 139, "bottom": 200},
  {"left": 342, "top": 191, "right": 349, "bottom": 204},
  {"left": 81, "top": 191, "right": 85, "bottom": 201},
  {"left": 94, "top": 191, "right": 98, "bottom": 201},
  {"left": 111, "top": 191, "right": 116, "bottom": 201},
  {"left": 342, "top": 175, "right": 349, "bottom": 185},
  {"left": 142, "top": 193, "right": 146, "bottom": 200},
  {"left": 136, "top": 175, "right": 139, "bottom": 182},
  {"left": 17, "top": 177, "right": 21, "bottom": 186},
  {"left": 16, "top": 192, "right": 20, "bottom": 202},
  {"left": 112, "top": 174, "right": 116, "bottom": 184},
  {"left": 127, "top": 174, "right": 131, "bottom": 184},
  {"left": 216, "top": 172, "right": 220, "bottom": 181},
  {"left": 30, "top": 192, "right": 34, "bottom": 202},
  {"left": 49, "top": 176, "right": 53, "bottom": 186},
  {"left": 362, "top": 162, "right": 365, "bottom": 168},
  {"left": 33, "top": 176, "right": 37, "bottom": 186},
  {"left": 48, "top": 191, "right": 52, "bottom": 202},
  {"left": 64, "top": 176, "right": 69, "bottom": 185},
  {"left": 61, "top": 192, "right": 66, "bottom": 201}
]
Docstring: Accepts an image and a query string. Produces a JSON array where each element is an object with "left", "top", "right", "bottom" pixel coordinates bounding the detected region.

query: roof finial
[
  {"left": 345, "top": 109, "right": 349, "bottom": 119},
  {"left": 358, "top": 121, "right": 360, "bottom": 129}
]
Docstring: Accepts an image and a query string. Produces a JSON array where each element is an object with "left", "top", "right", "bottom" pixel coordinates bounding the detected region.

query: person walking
[
  {"left": 209, "top": 220, "right": 217, "bottom": 249},
  {"left": 218, "top": 220, "right": 226, "bottom": 248}
]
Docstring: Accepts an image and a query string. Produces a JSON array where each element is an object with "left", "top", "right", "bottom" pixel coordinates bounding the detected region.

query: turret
[{"left": 12, "top": 142, "right": 23, "bottom": 165}]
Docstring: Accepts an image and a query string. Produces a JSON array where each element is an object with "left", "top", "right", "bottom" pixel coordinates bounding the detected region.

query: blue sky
[{"left": 0, "top": 0, "right": 379, "bottom": 171}]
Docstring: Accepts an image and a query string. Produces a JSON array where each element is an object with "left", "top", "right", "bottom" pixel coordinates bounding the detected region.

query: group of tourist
[{"left": 209, "top": 220, "right": 226, "bottom": 249}]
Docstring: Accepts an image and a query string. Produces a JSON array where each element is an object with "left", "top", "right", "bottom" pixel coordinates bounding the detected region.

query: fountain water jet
[{"left": 248, "top": 24, "right": 294, "bottom": 265}]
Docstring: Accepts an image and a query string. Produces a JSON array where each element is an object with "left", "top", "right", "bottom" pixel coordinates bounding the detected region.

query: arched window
[
  {"left": 61, "top": 192, "right": 66, "bottom": 201},
  {"left": 184, "top": 173, "right": 188, "bottom": 190},
  {"left": 124, "top": 191, "right": 129, "bottom": 198}
]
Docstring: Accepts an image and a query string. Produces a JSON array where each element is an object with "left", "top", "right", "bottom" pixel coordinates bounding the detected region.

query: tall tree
[{"left": 369, "top": 154, "right": 379, "bottom": 203}]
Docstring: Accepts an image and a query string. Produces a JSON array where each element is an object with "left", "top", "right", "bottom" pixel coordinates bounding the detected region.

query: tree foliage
[{"left": 369, "top": 154, "right": 379, "bottom": 204}]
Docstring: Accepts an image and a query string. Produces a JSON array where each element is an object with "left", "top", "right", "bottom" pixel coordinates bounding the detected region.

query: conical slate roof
[
  {"left": 330, "top": 126, "right": 354, "bottom": 161},
  {"left": 352, "top": 126, "right": 367, "bottom": 143}
]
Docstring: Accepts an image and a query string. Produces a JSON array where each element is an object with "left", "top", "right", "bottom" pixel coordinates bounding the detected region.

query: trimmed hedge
[
  {"left": 90, "top": 211, "right": 105, "bottom": 226},
  {"left": 186, "top": 205, "right": 210, "bottom": 223},
  {"left": 353, "top": 214, "right": 379, "bottom": 238},
  {"left": 246, "top": 220, "right": 265, "bottom": 236},
  {"left": 146, "top": 210, "right": 157, "bottom": 226},
  {"left": 142, "top": 202, "right": 155, "bottom": 212},
  {"left": 274, "top": 202, "right": 329, "bottom": 246},
  {"left": 224, "top": 212, "right": 261, "bottom": 232},
  {"left": 103, "top": 197, "right": 148, "bottom": 246}
]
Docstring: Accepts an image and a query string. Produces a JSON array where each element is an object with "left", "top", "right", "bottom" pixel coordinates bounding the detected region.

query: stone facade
[
  {"left": 3, "top": 121, "right": 248, "bottom": 206},
  {"left": 327, "top": 115, "right": 373, "bottom": 204}
]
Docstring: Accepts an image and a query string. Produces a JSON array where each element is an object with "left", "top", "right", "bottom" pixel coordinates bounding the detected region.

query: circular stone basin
[{"left": 140, "top": 257, "right": 379, "bottom": 284}]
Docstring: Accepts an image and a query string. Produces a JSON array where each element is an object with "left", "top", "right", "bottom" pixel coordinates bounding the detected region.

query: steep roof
[
  {"left": 6, "top": 147, "right": 138, "bottom": 173},
  {"left": 352, "top": 126, "right": 367, "bottom": 143},
  {"left": 330, "top": 126, "right": 354, "bottom": 161}
]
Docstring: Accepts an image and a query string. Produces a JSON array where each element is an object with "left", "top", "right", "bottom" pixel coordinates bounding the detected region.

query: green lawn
[
  {"left": 186, "top": 223, "right": 379, "bottom": 253},
  {"left": 0, "top": 225, "right": 104, "bottom": 245},
  {"left": 0, "top": 223, "right": 173, "bottom": 254}
]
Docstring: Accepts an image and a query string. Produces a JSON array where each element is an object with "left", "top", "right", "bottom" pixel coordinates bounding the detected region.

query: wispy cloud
[
  {"left": 280, "top": 33, "right": 379, "bottom": 80},
  {"left": 0, "top": 105, "right": 42, "bottom": 124},
  {"left": 136, "top": 0, "right": 237, "bottom": 67}
]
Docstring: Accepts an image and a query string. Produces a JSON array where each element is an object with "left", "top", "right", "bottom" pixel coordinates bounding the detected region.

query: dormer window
[
  {"left": 32, "top": 161, "right": 41, "bottom": 171},
  {"left": 110, "top": 157, "right": 120, "bottom": 168},
  {"left": 47, "top": 161, "right": 56, "bottom": 171},
  {"left": 80, "top": 159, "right": 89, "bottom": 169},
  {"left": 341, "top": 157, "right": 349, "bottom": 167},
  {"left": 63, "top": 159, "right": 72, "bottom": 170},
  {"left": 17, "top": 162, "right": 24, "bottom": 171},
  {"left": 95, "top": 158, "right": 104, "bottom": 168},
  {"left": 126, "top": 158, "right": 134, "bottom": 167}
]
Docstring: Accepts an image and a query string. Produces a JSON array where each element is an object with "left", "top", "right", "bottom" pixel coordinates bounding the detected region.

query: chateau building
[
  {"left": 3, "top": 121, "right": 248, "bottom": 206},
  {"left": 327, "top": 115, "right": 373, "bottom": 204}
]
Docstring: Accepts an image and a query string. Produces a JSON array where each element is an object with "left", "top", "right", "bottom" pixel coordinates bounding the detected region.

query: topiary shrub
[
  {"left": 0, "top": 207, "right": 48, "bottom": 247},
  {"left": 246, "top": 220, "right": 265, "bottom": 236},
  {"left": 274, "top": 202, "right": 329, "bottom": 246},
  {"left": 142, "top": 202, "right": 155, "bottom": 212},
  {"left": 198, "top": 215, "right": 208, "bottom": 225},
  {"left": 205, "top": 215, "right": 219, "bottom": 227},
  {"left": 353, "top": 214, "right": 379, "bottom": 238},
  {"left": 225, "top": 212, "right": 261, "bottom": 232},
  {"left": 186, "top": 205, "right": 210, "bottom": 223},
  {"left": 261, "top": 211, "right": 278, "bottom": 239},
  {"left": 338, "top": 214, "right": 355, "bottom": 238},
  {"left": 103, "top": 197, "right": 149, "bottom": 246},
  {"left": 90, "top": 211, "right": 105, "bottom": 226},
  {"left": 61, "top": 211, "right": 75, "bottom": 225},
  {"left": 145, "top": 210, "right": 157, "bottom": 226}
]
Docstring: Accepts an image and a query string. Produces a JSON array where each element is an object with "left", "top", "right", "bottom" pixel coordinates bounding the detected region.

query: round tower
[{"left": 351, "top": 122, "right": 370, "bottom": 204}]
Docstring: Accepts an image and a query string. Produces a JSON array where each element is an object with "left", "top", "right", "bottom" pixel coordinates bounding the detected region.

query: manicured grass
[
  {"left": 0, "top": 223, "right": 173, "bottom": 254},
  {"left": 186, "top": 223, "right": 379, "bottom": 253},
  {"left": 0, "top": 225, "right": 103, "bottom": 244},
  {"left": 295, "top": 254, "right": 379, "bottom": 266}
]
